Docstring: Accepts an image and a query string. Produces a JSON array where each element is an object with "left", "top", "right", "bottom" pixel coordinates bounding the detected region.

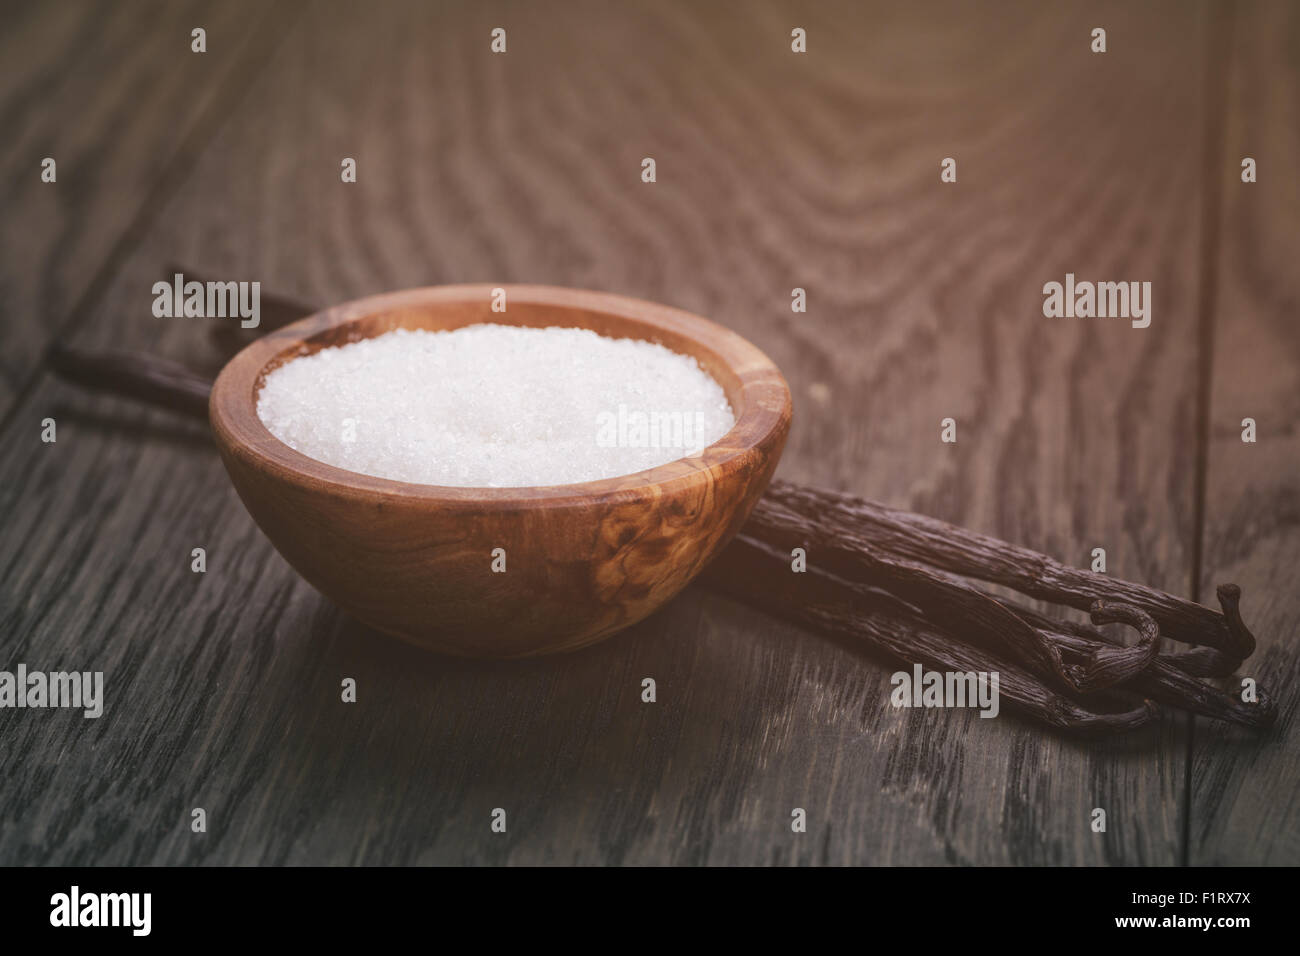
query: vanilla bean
[
  {"left": 47, "top": 343, "right": 212, "bottom": 420},
  {"left": 705, "top": 535, "right": 1160, "bottom": 734},
  {"left": 706, "top": 535, "right": 1270, "bottom": 731},
  {"left": 1013, "top": 606, "right": 1275, "bottom": 729},
  {"left": 852, "top": 551, "right": 1270, "bottom": 725},
  {"left": 758, "top": 481, "right": 1255, "bottom": 672},
  {"left": 744, "top": 492, "right": 1161, "bottom": 695},
  {"left": 885, "top": 557, "right": 1274, "bottom": 727},
  {"left": 739, "top": 483, "right": 1274, "bottom": 726}
]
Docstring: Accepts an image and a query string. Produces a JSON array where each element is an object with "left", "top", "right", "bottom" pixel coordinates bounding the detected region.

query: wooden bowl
[{"left": 209, "top": 284, "right": 791, "bottom": 657}]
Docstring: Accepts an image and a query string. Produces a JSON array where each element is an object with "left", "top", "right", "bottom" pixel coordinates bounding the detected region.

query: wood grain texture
[
  {"left": 209, "top": 285, "right": 790, "bottom": 657},
  {"left": 0, "top": 0, "right": 286, "bottom": 417},
  {"left": 0, "top": 0, "right": 1290, "bottom": 865},
  {"left": 1189, "top": 0, "right": 1300, "bottom": 866}
]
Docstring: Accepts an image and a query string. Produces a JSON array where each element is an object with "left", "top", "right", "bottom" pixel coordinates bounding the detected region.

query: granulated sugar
[{"left": 256, "top": 324, "right": 736, "bottom": 487}]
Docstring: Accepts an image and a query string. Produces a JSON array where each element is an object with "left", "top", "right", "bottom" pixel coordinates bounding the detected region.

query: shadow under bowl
[{"left": 209, "top": 284, "right": 791, "bottom": 658}]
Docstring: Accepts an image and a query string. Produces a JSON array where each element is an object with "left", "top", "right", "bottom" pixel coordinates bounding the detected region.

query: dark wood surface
[
  {"left": 0, "top": 0, "right": 1294, "bottom": 865},
  {"left": 0, "top": 0, "right": 286, "bottom": 415},
  {"left": 1190, "top": 0, "right": 1300, "bottom": 866}
]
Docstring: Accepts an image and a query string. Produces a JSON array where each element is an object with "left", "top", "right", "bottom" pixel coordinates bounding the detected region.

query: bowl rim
[{"left": 208, "top": 284, "right": 792, "bottom": 507}]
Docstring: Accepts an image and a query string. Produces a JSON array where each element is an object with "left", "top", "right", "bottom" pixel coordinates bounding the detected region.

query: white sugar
[{"left": 255, "top": 324, "right": 736, "bottom": 487}]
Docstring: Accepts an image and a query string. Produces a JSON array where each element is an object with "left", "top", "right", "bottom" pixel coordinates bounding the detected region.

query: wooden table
[{"left": 1, "top": 0, "right": 1295, "bottom": 865}]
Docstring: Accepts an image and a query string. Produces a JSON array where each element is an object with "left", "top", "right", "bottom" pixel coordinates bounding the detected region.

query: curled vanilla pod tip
[
  {"left": 1215, "top": 584, "right": 1257, "bottom": 660},
  {"left": 1070, "top": 600, "right": 1161, "bottom": 692}
]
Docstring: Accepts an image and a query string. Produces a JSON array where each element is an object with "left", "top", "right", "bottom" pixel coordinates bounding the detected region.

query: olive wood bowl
[{"left": 209, "top": 284, "right": 791, "bottom": 658}]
